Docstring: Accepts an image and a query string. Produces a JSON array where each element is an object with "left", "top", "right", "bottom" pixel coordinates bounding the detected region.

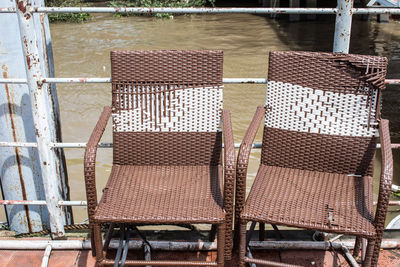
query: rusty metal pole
[
  {"left": 14, "top": 0, "right": 65, "bottom": 238},
  {"left": 333, "top": 0, "right": 354, "bottom": 53},
  {"left": 0, "top": 0, "right": 44, "bottom": 234}
]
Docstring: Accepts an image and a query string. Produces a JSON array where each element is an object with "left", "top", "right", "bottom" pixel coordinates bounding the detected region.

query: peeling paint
[{"left": 16, "top": 0, "right": 26, "bottom": 13}]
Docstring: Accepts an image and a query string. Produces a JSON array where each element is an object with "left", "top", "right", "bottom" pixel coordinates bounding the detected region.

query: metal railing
[{"left": 0, "top": 0, "right": 399, "bottom": 237}]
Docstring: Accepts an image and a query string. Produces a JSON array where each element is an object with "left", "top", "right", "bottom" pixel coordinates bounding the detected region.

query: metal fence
[{"left": 0, "top": 0, "right": 400, "bottom": 237}]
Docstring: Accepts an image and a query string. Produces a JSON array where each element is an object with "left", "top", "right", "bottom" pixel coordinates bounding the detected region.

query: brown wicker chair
[
  {"left": 84, "top": 50, "right": 235, "bottom": 266},
  {"left": 234, "top": 51, "right": 393, "bottom": 267}
]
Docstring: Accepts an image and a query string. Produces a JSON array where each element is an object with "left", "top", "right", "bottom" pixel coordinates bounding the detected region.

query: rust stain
[
  {"left": 17, "top": 0, "right": 26, "bottom": 13},
  {"left": 2, "top": 65, "right": 33, "bottom": 233},
  {"left": 40, "top": 15, "right": 51, "bottom": 73},
  {"left": 25, "top": 55, "right": 31, "bottom": 69}
]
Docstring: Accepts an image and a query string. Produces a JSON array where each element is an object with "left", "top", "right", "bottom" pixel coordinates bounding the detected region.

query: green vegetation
[
  {"left": 109, "top": 0, "right": 216, "bottom": 19},
  {"left": 46, "top": 0, "right": 92, "bottom": 23},
  {"left": 45, "top": 0, "right": 215, "bottom": 22}
]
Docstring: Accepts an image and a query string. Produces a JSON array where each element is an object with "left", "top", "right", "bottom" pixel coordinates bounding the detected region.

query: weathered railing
[{"left": 0, "top": 0, "right": 399, "bottom": 237}]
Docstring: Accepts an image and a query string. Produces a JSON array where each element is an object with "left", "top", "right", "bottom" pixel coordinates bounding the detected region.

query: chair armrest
[
  {"left": 374, "top": 119, "right": 393, "bottom": 234},
  {"left": 84, "top": 106, "right": 112, "bottom": 220},
  {"left": 221, "top": 109, "right": 235, "bottom": 258},
  {"left": 234, "top": 106, "right": 266, "bottom": 228},
  {"left": 222, "top": 109, "right": 235, "bottom": 211}
]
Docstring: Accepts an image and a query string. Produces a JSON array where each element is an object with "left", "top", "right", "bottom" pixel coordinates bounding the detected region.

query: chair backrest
[
  {"left": 110, "top": 50, "right": 223, "bottom": 165},
  {"left": 261, "top": 51, "right": 387, "bottom": 176}
]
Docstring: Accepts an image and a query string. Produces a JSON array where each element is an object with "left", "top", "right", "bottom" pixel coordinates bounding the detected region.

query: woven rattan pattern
[
  {"left": 265, "top": 81, "right": 377, "bottom": 137},
  {"left": 241, "top": 165, "right": 375, "bottom": 237},
  {"left": 261, "top": 127, "right": 376, "bottom": 176},
  {"left": 268, "top": 51, "right": 388, "bottom": 93},
  {"left": 113, "top": 132, "right": 222, "bottom": 165},
  {"left": 94, "top": 165, "right": 225, "bottom": 223},
  {"left": 112, "top": 85, "right": 223, "bottom": 132},
  {"left": 111, "top": 50, "right": 224, "bottom": 166},
  {"left": 85, "top": 51, "right": 234, "bottom": 264},
  {"left": 111, "top": 50, "right": 223, "bottom": 83},
  {"left": 235, "top": 52, "right": 390, "bottom": 267}
]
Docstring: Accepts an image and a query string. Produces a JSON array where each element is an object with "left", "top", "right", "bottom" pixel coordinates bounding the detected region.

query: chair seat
[
  {"left": 94, "top": 165, "right": 225, "bottom": 224},
  {"left": 241, "top": 165, "right": 376, "bottom": 237}
]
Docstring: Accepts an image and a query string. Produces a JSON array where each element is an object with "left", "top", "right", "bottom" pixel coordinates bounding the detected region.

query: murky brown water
[{"left": 46, "top": 14, "right": 400, "bottom": 225}]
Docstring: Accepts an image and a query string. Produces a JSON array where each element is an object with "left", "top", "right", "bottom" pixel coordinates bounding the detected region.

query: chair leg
[
  {"left": 239, "top": 220, "right": 247, "bottom": 267},
  {"left": 362, "top": 238, "right": 375, "bottom": 267},
  {"left": 371, "top": 233, "right": 384, "bottom": 267},
  {"left": 259, "top": 223, "right": 265, "bottom": 241},
  {"left": 90, "top": 226, "right": 96, "bottom": 257},
  {"left": 224, "top": 222, "right": 232, "bottom": 262},
  {"left": 353, "top": 236, "right": 362, "bottom": 259},
  {"left": 93, "top": 223, "right": 104, "bottom": 266},
  {"left": 217, "top": 223, "right": 225, "bottom": 267}
]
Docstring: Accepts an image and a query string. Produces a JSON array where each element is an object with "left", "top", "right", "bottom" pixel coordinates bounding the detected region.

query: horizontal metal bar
[
  {"left": 0, "top": 142, "right": 38, "bottom": 147},
  {"left": 0, "top": 77, "right": 269, "bottom": 84},
  {"left": 42, "top": 77, "right": 110, "bottom": 83},
  {"left": 0, "top": 7, "right": 398, "bottom": 15},
  {"left": 1, "top": 199, "right": 399, "bottom": 206},
  {"left": 1, "top": 78, "right": 400, "bottom": 85},
  {"left": 0, "top": 239, "right": 399, "bottom": 251},
  {"left": 1, "top": 142, "right": 400, "bottom": 149},
  {"left": 50, "top": 142, "right": 113, "bottom": 148},
  {"left": 353, "top": 7, "right": 400, "bottom": 14},
  {"left": 58, "top": 201, "right": 87, "bottom": 206},
  {"left": 42, "top": 77, "right": 268, "bottom": 84},
  {"left": 224, "top": 78, "right": 269, "bottom": 84},
  {"left": 0, "top": 78, "right": 27, "bottom": 84},
  {"left": 1, "top": 7, "right": 399, "bottom": 15},
  {"left": 0, "top": 7, "right": 338, "bottom": 14},
  {"left": 0, "top": 200, "right": 47, "bottom": 205},
  {"left": 0, "top": 200, "right": 86, "bottom": 206},
  {"left": 385, "top": 79, "right": 400, "bottom": 85},
  {"left": 49, "top": 142, "right": 261, "bottom": 148}
]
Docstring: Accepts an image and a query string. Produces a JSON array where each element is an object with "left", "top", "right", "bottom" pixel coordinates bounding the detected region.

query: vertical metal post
[
  {"left": 333, "top": 0, "right": 354, "bottom": 53},
  {"left": 289, "top": 0, "right": 301, "bottom": 22},
  {"left": 15, "top": 0, "right": 65, "bottom": 238}
]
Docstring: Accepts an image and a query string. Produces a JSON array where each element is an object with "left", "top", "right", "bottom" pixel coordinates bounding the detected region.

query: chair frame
[
  {"left": 83, "top": 51, "right": 235, "bottom": 266},
  {"left": 234, "top": 52, "right": 393, "bottom": 267}
]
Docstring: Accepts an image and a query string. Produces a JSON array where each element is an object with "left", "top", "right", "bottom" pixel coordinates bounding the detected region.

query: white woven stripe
[
  {"left": 113, "top": 86, "right": 223, "bottom": 132},
  {"left": 265, "top": 81, "right": 377, "bottom": 137}
]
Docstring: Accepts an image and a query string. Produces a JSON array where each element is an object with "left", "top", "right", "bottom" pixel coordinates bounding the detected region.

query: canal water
[{"left": 9, "top": 13, "right": 400, "bottom": 226}]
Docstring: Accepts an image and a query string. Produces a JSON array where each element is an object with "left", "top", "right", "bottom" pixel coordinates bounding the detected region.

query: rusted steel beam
[
  {"left": 15, "top": 0, "right": 65, "bottom": 238},
  {"left": 0, "top": 0, "right": 58, "bottom": 235}
]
